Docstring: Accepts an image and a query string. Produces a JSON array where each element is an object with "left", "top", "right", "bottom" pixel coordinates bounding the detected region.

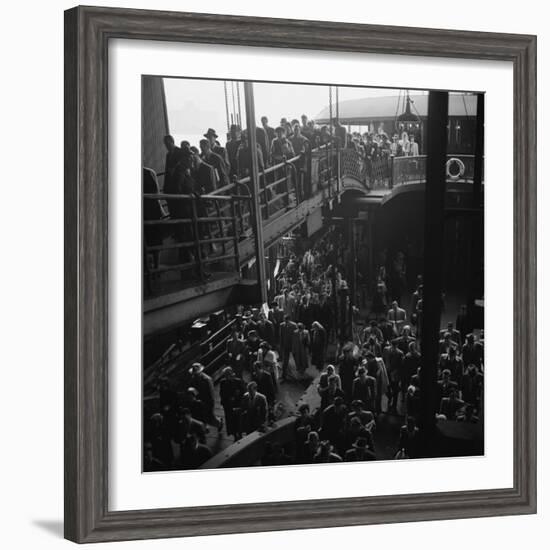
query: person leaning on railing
[
  {"left": 236, "top": 129, "right": 265, "bottom": 178},
  {"left": 143, "top": 167, "right": 168, "bottom": 280},
  {"left": 269, "top": 126, "right": 295, "bottom": 206},
  {"left": 270, "top": 126, "right": 295, "bottom": 164},
  {"left": 225, "top": 124, "right": 242, "bottom": 178},
  {"left": 290, "top": 123, "right": 310, "bottom": 200},
  {"left": 162, "top": 148, "right": 201, "bottom": 272},
  {"left": 199, "top": 138, "right": 230, "bottom": 190},
  {"left": 193, "top": 144, "right": 225, "bottom": 233}
]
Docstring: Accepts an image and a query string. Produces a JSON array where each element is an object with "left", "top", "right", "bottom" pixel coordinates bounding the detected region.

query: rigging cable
[
  {"left": 329, "top": 86, "right": 333, "bottom": 135},
  {"left": 231, "top": 81, "right": 237, "bottom": 127},
  {"left": 236, "top": 82, "right": 243, "bottom": 129},
  {"left": 393, "top": 90, "right": 403, "bottom": 134},
  {"left": 223, "top": 81, "right": 230, "bottom": 132}
]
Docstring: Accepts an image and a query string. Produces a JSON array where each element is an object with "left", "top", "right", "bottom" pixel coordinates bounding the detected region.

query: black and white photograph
[{"left": 142, "top": 76, "right": 485, "bottom": 472}]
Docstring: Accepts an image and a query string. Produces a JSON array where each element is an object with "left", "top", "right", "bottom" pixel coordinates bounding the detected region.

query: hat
[
  {"left": 222, "top": 366, "right": 234, "bottom": 377},
  {"left": 189, "top": 362, "right": 204, "bottom": 374},
  {"left": 353, "top": 437, "right": 368, "bottom": 449},
  {"left": 203, "top": 128, "right": 218, "bottom": 138}
]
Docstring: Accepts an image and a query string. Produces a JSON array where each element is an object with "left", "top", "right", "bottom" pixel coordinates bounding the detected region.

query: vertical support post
[
  {"left": 284, "top": 163, "right": 291, "bottom": 209},
  {"left": 367, "top": 212, "right": 374, "bottom": 290},
  {"left": 305, "top": 144, "right": 312, "bottom": 198},
  {"left": 230, "top": 197, "right": 240, "bottom": 274},
  {"left": 467, "top": 92, "right": 485, "bottom": 331},
  {"left": 190, "top": 198, "right": 204, "bottom": 282},
  {"left": 473, "top": 93, "right": 484, "bottom": 207},
  {"left": 419, "top": 91, "right": 448, "bottom": 448},
  {"left": 389, "top": 155, "right": 395, "bottom": 189},
  {"left": 336, "top": 142, "right": 341, "bottom": 196},
  {"left": 244, "top": 81, "right": 268, "bottom": 304},
  {"left": 348, "top": 217, "right": 356, "bottom": 339},
  {"left": 214, "top": 200, "right": 226, "bottom": 255},
  {"left": 326, "top": 146, "right": 331, "bottom": 198}
]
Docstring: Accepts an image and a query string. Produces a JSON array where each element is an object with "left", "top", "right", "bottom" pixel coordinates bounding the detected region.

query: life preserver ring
[{"left": 446, "top": 157, "right": 465, "bottom": 180}]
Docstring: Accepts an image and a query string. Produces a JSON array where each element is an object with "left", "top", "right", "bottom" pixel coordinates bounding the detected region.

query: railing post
[
  {"left": 283, "top": 162, "right": 300, "bottom": 209},
  {"left": 259, "top": 172, "right": 267, "bottom": 220},
  {"left": 389, "top": 155, "right": 395, "bottom": 189},
  {"left": 305, "top": 145, "right": 312, "bottom": 198},
  {"left": 190, "top": 198, "right": 204, "bottom": 282},
  {"left": 326, "top": 144, "right": 331, "bottom": 198},
  {"left": 214, "top": 199, "right": 226, "bottom": 256},
  {"left": 336, "top": 143, "right": 341, "bottom": 196},
  {"left": 230, "top": 197, "right": 240, "bottom": 274}
]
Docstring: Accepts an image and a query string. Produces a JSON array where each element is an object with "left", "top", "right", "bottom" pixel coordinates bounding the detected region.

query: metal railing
[
  {"left": 339, "top": 152, "right": 480, "bottom": 190},
  {"left": 143, "top": 192, "right": 249, "bottom": 295},
  {"left": 311, "top": 143, "right": 340, "bottom": 197},
  {"left": 144, "top": 145, "right": 342, "bottom": 297},
  {"left": 144, "top": 317, "right": 237, "bottom": 397}
]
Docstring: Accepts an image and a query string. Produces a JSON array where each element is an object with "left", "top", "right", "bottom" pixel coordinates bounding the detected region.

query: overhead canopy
[{"left": 315, "top": 93, "right": 477, "bottom": 125}]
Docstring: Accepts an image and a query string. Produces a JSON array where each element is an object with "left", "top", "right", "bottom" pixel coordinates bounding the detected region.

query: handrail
[
  {"left": 144, "top": 192, "right": 240, "bottom": 201},
  {"left": 143, "top": 145, "right": 342, "bottom": 297},
  {"left": 143, "top": 190, "right": 250, "bottom": 294}
]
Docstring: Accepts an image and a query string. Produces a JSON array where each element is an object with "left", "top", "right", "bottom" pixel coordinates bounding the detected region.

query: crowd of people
[
  {"left": 145, "top": 111, "right": 424, "bottom": 288},
  {"left": 159, "top": 113, "right": 334, "bottom": 199},
  {"left": 145, "top": 113, "right": 340, "bottom": 284},
  {"left": 144, "top": 219, "right": 484, "bottom": 471},
  {"left": 157, "top": 116, "right": 420, "bottom": 201},
  {"left": 143, "top": 112, "right": 483, "bottom": 471}
]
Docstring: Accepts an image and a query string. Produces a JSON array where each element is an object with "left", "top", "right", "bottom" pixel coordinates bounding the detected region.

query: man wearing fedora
[
  {"left": 203, "top": 127, "right": 229, "bottom": 166},
  {"left": 199, "top": 138, "right": 229, "bottom": 190},
  {"left": 225, "top": 124, "right": 241, "bottom": 177},
  {"left": 241, "top": 381, "right": 268, "bottom": 434},
  {"left": 162, "top": 134, "right": 184, "bottom": 193},
  {"left": 219, "top": 366, "right": 245, "bottom": 441},
  {"left": 189, "top": 362, "right": 223, "bottom": 431}
]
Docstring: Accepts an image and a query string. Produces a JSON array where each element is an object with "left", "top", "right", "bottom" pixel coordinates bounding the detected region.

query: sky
[{"left": 163, "top": 77, "right": 423, "bottom": 146}]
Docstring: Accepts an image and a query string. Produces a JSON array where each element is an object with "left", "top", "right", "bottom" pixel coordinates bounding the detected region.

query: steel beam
[
  {"left": 244, "top": 81, "right": 268, "bottom": 304},
  {"left": 419, "top": 91, "right": 448, "bottom": 444}
]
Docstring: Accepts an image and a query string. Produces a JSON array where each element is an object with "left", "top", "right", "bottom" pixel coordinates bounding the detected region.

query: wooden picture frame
[{"left": 64, "top": 5, "right": 537, "bottom": 543}]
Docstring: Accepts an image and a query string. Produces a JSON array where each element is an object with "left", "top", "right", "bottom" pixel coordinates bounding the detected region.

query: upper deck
[{"left": 144, "top": 145, "right": 482, "bottom": 337}]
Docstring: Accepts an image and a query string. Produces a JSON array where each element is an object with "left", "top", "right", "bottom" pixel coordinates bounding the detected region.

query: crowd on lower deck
[{"left": 144, "top": 221, "right": 484, "bottom": 471}]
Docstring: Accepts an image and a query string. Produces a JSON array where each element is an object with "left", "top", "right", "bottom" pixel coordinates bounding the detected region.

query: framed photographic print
[{"left": 64, "top": 5, "right": 537, "bottom": 543}]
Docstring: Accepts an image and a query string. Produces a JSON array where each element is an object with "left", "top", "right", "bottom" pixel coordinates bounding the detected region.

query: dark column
[
  {"left": 419, "top": 91, "right": 448, "bottom": 447},
  {"left": 244, "top": 81, "right": 268, "bottom": 304},
  {"left": 473, "top": 93, "right": 484, "bottom": 208},
  {"left": 348, "top": 217, "right": 356, "bottom": 338},
  {"left": 467, "top": 93, "right": 485, "bottom": 331}
]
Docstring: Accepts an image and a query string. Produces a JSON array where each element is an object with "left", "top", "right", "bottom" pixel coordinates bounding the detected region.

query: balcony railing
[
  {"left": 339, "top": 151, "right": 480, "bottom": 190},
  {"left": 143, "top": 145, "right": 340, "bottom": 298},
  {"left": 143, "top": 192, "right": 249, "bottom": 296}
]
